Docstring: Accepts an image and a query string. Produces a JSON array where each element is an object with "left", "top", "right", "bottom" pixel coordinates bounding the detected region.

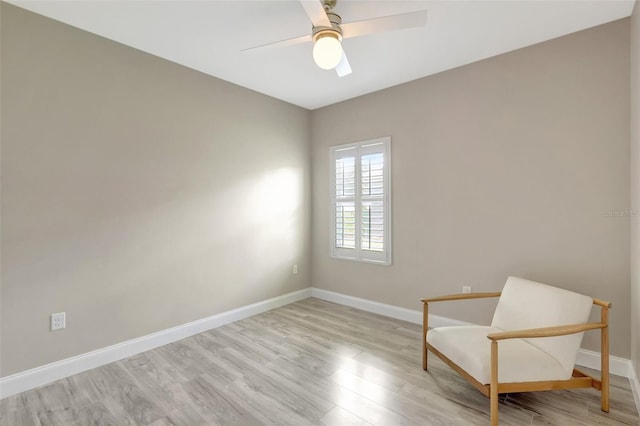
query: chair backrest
[{"left": 491, "top": 276, "right": 593, "bottom": 373}]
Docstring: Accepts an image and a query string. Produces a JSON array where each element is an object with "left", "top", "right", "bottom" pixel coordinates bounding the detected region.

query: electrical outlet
[
  {"left": 292, "top": 264, "right": 299, "bottom": 275},
  {"left": 51, "top": 312, "right": 66, "bottom": 331},
  {"left": 462, "top": 286, "right": 472, "bottom": 294}
]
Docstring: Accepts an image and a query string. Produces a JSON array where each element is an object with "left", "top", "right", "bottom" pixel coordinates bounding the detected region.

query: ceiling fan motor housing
[{"left": 312, "top": 11, "right": 343, "bottom": 42}]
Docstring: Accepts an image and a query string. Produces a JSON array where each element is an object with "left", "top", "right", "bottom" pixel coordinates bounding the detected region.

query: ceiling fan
[{"left": 243, "top": 0, "right": 427, "bottom": 77}]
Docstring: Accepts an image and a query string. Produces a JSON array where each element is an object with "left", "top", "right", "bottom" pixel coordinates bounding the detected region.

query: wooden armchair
[{"left": 421, "top": 276, "right": 611, "bottom": 426}]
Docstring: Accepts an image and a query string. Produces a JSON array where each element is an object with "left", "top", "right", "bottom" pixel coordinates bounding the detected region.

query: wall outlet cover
[{"left": 51, "top": 312, "right": 66, "bottom": 331}]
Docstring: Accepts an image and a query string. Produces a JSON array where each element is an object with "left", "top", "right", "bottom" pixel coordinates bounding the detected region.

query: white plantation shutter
[
  {"left": 330, "top": 138, "right": 391, "bottom": 264},
  {"left": 362, "top": 200, "right": 384, "bottom": 251},
  {"left": 361, "top": 152, "right": 384, "bottom": 252},
  {"left": 336, "top": 201, "right": 355, "bottom": 249},
  {"left": 335, "top": 155, "right": 356, "bottom": 249},
  {"left": 335, "top": 157, "right": 355, "bottom": 198}
]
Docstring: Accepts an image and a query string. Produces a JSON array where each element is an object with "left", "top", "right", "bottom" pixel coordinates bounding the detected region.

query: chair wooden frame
[{"left": 421, "top": 292, "right": 611, "bottom": 426}]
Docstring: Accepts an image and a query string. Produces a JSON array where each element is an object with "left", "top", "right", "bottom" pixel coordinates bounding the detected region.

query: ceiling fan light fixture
[{"left": 312, "top": 31, "right": 343, "bottom": 70}]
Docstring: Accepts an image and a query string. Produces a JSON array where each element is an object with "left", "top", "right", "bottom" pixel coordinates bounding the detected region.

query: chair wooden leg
[
  {"left": 601, "top": 307, "right": 610, "bottom": 412},
  {"left": 491, "top": 340, "right": 499, "bottom": 426},
  {"left": 422, "top": 302, "right": 428, "bottom": 370}
]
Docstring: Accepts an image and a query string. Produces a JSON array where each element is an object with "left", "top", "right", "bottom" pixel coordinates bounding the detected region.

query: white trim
[
  {"left": 310, "top": 287, "right": 421, "bottom": 323},
  {"left": 2, "top": 285, "right": 636, "bottom": 405},
  {"left": 574, "top": 349, "right": 633, "bottom": 379},
  {"left": 310, "top": 287, "right": 632, "bottom": 378},
  {"left": 630, "top": 364, "right": 640, "bottom": 416},
  {"left": 0, "top": 288, "right": 311, "bottom": 399}
]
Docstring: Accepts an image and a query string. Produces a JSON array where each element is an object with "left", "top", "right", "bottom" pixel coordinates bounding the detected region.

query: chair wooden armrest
[
  {"left": 593, "top": 298, "right": 612, "bottom": 308},
  {"left": 421, "top": 292, "right": 501, "bottom": 303},
  {"left": 487, "top": 322, "right": 607, "bottom": 341}
]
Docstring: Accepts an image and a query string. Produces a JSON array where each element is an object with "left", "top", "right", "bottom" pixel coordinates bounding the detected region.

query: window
[{"left": 330, "top": 137, "right": 391, "bottom": 264}]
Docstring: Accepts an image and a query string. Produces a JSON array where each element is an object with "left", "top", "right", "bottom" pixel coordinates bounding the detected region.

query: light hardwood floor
[{"left": 1, "top": 298, "right": 638, "bottom": 425}]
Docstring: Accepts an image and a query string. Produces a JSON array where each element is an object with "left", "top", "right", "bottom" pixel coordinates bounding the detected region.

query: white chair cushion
[
  {"left": 427, "top": 326, "right": 568, "bottom": 385},
  {"left": 491, "top": 276, "right": 592, "bottom": 374}
]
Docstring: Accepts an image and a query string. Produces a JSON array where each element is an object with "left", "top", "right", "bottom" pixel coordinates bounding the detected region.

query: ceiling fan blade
[
  {"left": 342, "top": 10, "right": 427, "bottom": 39},
  {"left": 242, "top": 34, "right": 311, "bottom": 53},
  {"left": 335, "top": 52, "right": 352, "bottom": 77},
  {"left": 299, "top": 0, "right": 331, "bottom": 28}
]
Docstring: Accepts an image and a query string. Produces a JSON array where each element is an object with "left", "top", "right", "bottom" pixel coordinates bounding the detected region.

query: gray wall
[
  {"left": 631, "top": 0, "right": 640, "bottom": 383},
  {"left": 1, "top": 2, "right": 634, "bottom": 378},
  {"left": 0, "top": 3, "right": 311, "bottom": 376},
  {"left": 311, "top": 19, "right": 631, "bottom": 357}
]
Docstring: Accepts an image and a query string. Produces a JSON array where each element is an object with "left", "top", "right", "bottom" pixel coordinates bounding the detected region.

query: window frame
[{"left": 329, "top": 137, "right": 392, "bottom": 265}]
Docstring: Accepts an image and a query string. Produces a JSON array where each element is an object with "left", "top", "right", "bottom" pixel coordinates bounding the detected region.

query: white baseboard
[
  {"left": 309, "top": 287, "right": 472, "bottom": 328},
  {"left": 575, "top": 349, "right": 633, "bottom": 378},
  {"left": 630, "top": 365, "right": 640, "bottom": 416},
  {"left": 310, "top": 287, "right": 423, "bottom": 324},
  {"left": 310, "top": 287, "right": 632, "bottom": 378},
  {"left": 0, "top": 288, "right": 311, "bottom": 399},
  {"left": 2, "top": 285, "right": 637, "bottom": 410}
]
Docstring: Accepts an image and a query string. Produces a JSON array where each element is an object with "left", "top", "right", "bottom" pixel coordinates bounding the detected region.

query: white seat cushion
[
  {"left": 427, "top": 326, "right": 568, "bottom": 385},
  {"left": 491, "top": 277, "right": 593, "bottom": 374}
]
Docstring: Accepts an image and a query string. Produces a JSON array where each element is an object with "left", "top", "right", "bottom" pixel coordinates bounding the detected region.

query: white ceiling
[{"left": 7, "top": 0, "right": 635, "bottom": 110}]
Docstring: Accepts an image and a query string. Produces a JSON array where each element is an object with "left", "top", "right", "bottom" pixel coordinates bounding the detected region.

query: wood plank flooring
[{"left": 1, "top": 298, "right": 638, "bottom": 425}]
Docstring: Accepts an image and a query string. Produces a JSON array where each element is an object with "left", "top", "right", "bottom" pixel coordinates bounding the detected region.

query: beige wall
[
  {"left": 631, "top": 0, "right": 640, "bottom": 383},
  {"left": 1, "top": 1, "right": 634, "bottom": 378},
  {"left": 311, "top": 20, "right": 631, "bottom": 357},
  {"left": 0, "top": 3, "right": 311, "bottom": 376}
]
